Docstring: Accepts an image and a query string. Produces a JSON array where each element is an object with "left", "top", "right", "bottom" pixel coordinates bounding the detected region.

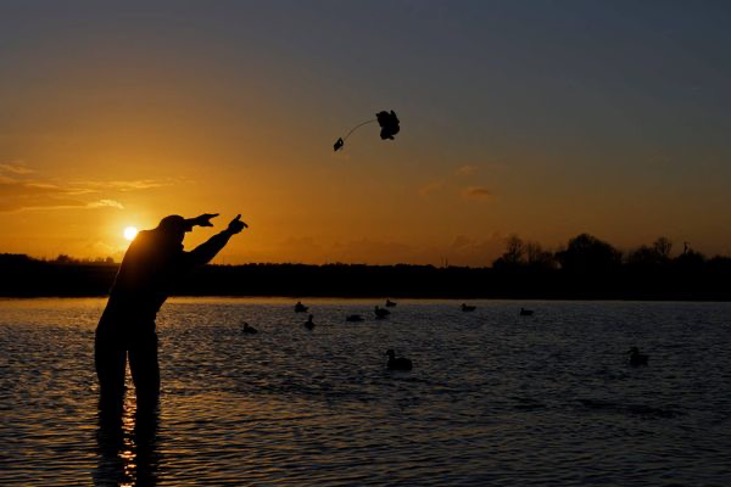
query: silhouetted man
[{"left": 95, "top": 213, "right": 246, "bottom": 413}]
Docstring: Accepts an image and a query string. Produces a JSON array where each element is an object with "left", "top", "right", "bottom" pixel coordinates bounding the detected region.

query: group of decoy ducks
[
  {"left": 243, "top": 300, "right": 651, "bottom": 370},
  {"left": 460, "top": 304, "right": 535, "bottom": 316},
  {"left": 296, "top": 299, "right": 397, "bottom": 324},
  {"left": 241, "top": 316, "right": 413, "bottom": 369},
  {"left": 287, "top": 299, "right": 401, "bottom": 328},
  {"left": 297, "top": 300, "right": 535, "bottom": 317}
]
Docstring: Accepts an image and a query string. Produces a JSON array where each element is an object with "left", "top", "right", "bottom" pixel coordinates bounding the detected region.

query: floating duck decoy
[
  {"left": 385, "top": 299, "right": 397, "bottom": 308},
  {"left": 294, "top": 301, "right": 308, "bottom": 313},
  {"left": 241, "top": 321, "right": 258, "bottom": 334},
  {"left": 374, "top": 305, "right": 391, "bottom": 319},
  {"left": 519, "top": 307, "right": 534, "bottom": 316},
  {"left": 386, "top": 349, "right": 413, "bottom": 371},
  {"left": 346, "top": 314, "right": 364, "bottom": 322},
  {"left": 303, "top": 314, "right": 316, "bottom": 330},
  {"left": 628, "top": 347, "right": 649, "bottom": 366},
  {"left": 461, "top": 303, "right": 476, "bottom": 312}
]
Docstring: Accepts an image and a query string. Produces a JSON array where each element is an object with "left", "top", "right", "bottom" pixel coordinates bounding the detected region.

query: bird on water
[
  {"left": 628, "top": 347, "right": 649, "bottom": 366},
  {"left": 241, "top": 321, "right": 258, "bottom": 334},
  {"left": 386, "top": 349, "right": 413, "bottom": 371},
  {"left": 461, "top": 303, "right": 476, "bottom": 312},
  {"left": 375, "top": 306, "right": 391, "bottom": 318}
]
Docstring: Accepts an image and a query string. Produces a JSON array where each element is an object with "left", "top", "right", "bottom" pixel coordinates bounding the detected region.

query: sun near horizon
[
  {"left": 123, "top": 226, "right": 139, "bottom": 242},
  {"left": 0, "top": 1, "right": 728, "bottom": 267}
]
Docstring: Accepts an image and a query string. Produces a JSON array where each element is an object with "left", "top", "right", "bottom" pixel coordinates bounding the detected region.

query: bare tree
[
  {"left": 526, "top": 241, "right": 556, "bottom": 270},
  {"left": 504, "top": 235, "right": 525, "bottom": 265},
  {"left": 653, "top": 237, "right": 672, "bottom": 259}
]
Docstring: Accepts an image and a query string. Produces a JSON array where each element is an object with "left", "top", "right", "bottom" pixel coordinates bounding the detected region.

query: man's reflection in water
[{"left": 94, "top": 393, "right": 160, "bottom": 486}]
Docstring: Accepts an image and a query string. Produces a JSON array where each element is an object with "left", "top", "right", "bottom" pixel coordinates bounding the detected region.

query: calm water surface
[{"left": 0, "top": 297, "right": 729, "bottom": 486}]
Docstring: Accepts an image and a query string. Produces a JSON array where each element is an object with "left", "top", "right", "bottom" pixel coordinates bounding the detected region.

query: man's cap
[{"left": 158, "top": 215, "right": 194, "bottom": 233}]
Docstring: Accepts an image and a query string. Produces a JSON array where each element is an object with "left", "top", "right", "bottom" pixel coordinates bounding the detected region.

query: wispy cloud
[
  {"left": 0, "top": 163, "right": 165, "bottom": 212},
  {"left": 456, "top": 165, "right": 478, "bottom": 176},
  {"left": 0, "top": 180, "right": 125, "bottom": 212},
  {"left": 422, "top": 165, "right": 499, "bottom": 201},
  {"left": 461, "top": 186, "right": 494, "bottom": 201},
  {"left": 0, "top": 189, "right": 88, "bottom": 212},
  {"left": 73, "top": 179, "right": 170, "bottom": 192},
  {"left": 419, "top": 181, "right": 445, "bottom": 197},
  {"left": 87, "top": 199, "right": 125, "bottom": 209},
  {"left": 0, "top": 161, "right": 35, "bottom": 175}
]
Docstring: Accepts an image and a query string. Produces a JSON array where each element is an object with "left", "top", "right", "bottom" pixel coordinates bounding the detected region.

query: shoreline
[
  {"left": 0, "top": 294, "right": 728, "bottom": 303},
  {"left": 1, "top": 257, "right": 729, "bottom": 302}
]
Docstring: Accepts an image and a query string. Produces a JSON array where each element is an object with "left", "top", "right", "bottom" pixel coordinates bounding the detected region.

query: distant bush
[{"left": 0, "top": 240, "right": 728, "bottom": 301}]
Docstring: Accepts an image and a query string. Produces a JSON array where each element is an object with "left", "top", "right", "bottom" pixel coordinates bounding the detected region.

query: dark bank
[{"left": 1, "top": 252, "right": 728, "bottom": 301}]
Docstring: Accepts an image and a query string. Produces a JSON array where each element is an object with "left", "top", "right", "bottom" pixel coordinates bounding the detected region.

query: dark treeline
[{"left": 0, "top": 233, "right": 729, "bottom": 300}]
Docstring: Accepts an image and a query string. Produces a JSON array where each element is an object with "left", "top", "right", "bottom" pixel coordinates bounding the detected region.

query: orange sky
[{"left": 1, "top": 2, "right": 728, "bottom": 266}]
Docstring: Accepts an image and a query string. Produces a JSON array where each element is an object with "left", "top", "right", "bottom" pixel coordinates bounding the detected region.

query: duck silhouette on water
[
  {"left": 628, "top": 347, "right": 649, "bottom": 366},
  {"left": 294, "top": 301, "right": 308, "bottom": 313},
  {"left": 374, "top": 306, "right": 391, "bottom": 319},
  {"left": 241, "top": 321, "right": 258, "bottom": 334},
  {"left": 304, "top": 314, "right": 316, "bottom": 330},
  {"left": 461, "top": 303, "right": 476, "bottom": 312},
  {"left": 519, "top": 307, "right": 534, "bottom": 316},
  {"left": 386, "top": 349, "right": 413, "bottom": 371}
]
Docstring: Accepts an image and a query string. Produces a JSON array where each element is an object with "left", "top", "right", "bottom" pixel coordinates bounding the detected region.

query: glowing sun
[{"left": 123, "top": 226, "right": 139, "bottom": 241}]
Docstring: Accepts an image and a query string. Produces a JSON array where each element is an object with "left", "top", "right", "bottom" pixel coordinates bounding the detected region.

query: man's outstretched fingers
[{"left": 236, "top": 214, "right": 248, "bottom": 228}]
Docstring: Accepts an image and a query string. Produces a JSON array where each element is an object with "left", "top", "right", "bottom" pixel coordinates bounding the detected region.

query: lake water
[{"left": 0, "top": 297, "right": 729, "bottom": 486}]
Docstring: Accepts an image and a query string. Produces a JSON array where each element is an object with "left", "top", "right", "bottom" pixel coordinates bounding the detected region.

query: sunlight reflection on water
[{"left": 0, "top": 297, "right": 729, "bottom": 486}]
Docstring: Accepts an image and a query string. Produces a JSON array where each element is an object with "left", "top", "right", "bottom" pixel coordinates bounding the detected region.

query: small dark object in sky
[
  {"left": 376, "top": 110, "right": 400, "bottom": 140},
  {"left": 333, "top": 109, "right": 400, "bottom": 151}
]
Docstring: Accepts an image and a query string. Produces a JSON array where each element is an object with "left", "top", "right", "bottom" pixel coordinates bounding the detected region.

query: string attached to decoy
[{"left": 333, "top": 110, "right": 400, "bottom": 151}]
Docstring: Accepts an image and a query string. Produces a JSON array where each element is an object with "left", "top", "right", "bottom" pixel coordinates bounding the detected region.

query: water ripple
[{"left": 0, "top": 298, "right": 729, "bottom": 485}]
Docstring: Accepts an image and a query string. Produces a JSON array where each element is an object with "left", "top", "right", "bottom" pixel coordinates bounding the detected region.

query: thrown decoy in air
[
  {"left": 385, "top": 299, "right": 397, "bottom": 307},
  {"left": 628, "top": 347, "right": 649, "bottom": 366},
  {"left": 304, "top": 314, "right": 316, "bottom": 330},
  {"left": 376, "top": 110, "right": 400, "bottom": 140},
  {"left": 374, "top": 305, "right": 391, "bottom": 319},
  {"left": 519, "top": 307, "right": 534, "bottom": 316},
  {"left": 346, "top": 314, "right": 365, "bottom": 322},
  {"left": 461, "top": 303, "right": 476, "bottom": 312},
  {"left": 241, "top": 321, "right": 258, "bottom": 334},
  {"left": 333, "top": 109, "right": 401, "bottom": 151},
  {"left": 294, "top": 301, "right": 308, "bottom": 313},
  {"left": 386, "top": 349, "right": 413, "bottom": 371}
]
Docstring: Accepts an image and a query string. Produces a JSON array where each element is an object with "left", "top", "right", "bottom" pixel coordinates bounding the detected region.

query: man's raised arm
[{"left": 186, "top": 214, "right": 247, "bottom": 266}]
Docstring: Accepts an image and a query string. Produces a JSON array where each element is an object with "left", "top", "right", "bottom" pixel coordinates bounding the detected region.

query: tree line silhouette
[{"left": 0, "top": 233, "right": 728, "bottom": 300}]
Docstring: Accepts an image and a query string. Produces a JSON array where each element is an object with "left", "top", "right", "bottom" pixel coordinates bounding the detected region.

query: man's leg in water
[
  {"left": 95, "top": 330, "right": 127, "bottom": 415},
  {"left": 129, "top": 329, "right": 160, "bottom": 412}
]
